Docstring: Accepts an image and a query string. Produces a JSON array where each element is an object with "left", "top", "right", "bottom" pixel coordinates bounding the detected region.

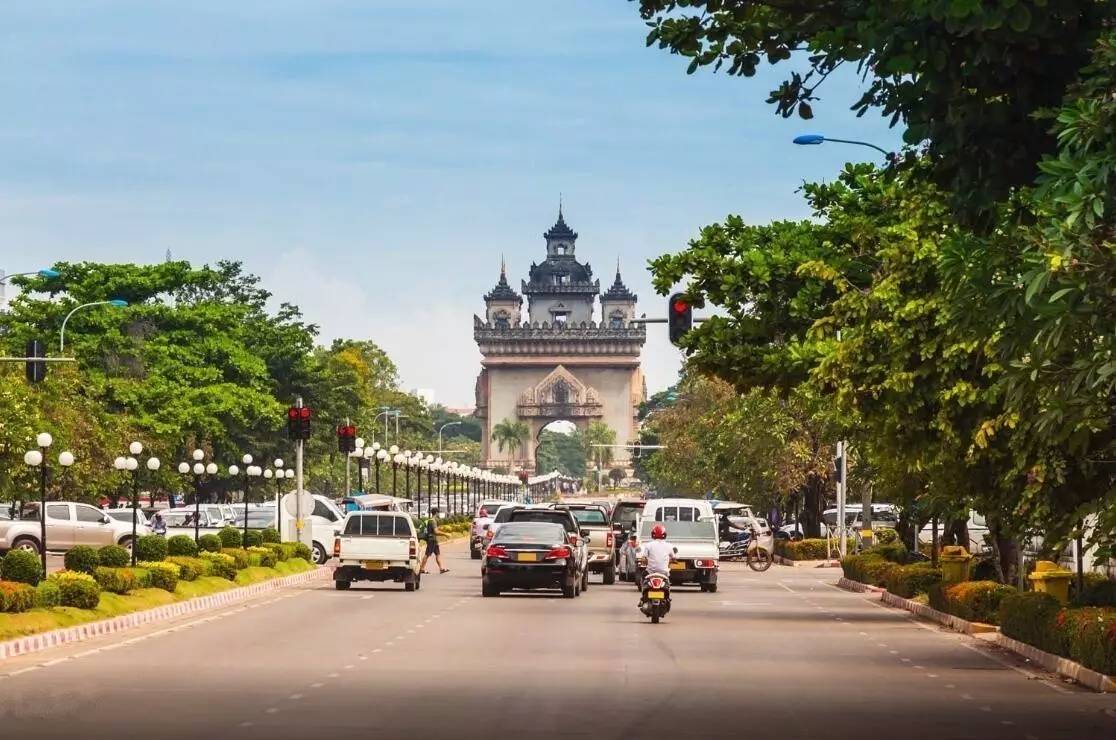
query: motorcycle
[
  {"left": 639, "top": 572, "right": 671, "bottom": 624},
  {"left": 718, "top": 538, "right": 749, "bottom": 561}
]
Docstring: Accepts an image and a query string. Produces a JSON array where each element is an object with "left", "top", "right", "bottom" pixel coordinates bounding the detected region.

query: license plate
[
  {"left": 362, "top": 560, "right": 386, "bottom": 570},
  {"left": 516, "top": 552, "right": 538, "bottom": 562},
  {"left": 670, "top": 562, "right": 685, "bottom": 570},
  {"left": 648, "top": 590, "right": 666, "bottom": 599}
]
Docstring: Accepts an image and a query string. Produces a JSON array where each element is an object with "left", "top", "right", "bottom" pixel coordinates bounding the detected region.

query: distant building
[
  {"left": 445, "top": 406, "right": 476, "bottom": 417},
  {"left": 411, "top": 388, "right": 436, "bottom": 406}
]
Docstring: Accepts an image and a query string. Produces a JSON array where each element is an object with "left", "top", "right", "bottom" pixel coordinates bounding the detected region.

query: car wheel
[
  {"left": 404, "top": 580, "right": 416, "bottom": 592},
  {"left": 12, "top": 537, "right": 40, "bottom": 555},
  {"left": 581, "top": 570, "right": 589, "bottom": 591},
  {"left": 706, "top": 582, "right": 718, "bottom": 593},
  {"left": 699, "top": 583, "right": 709, "bottom": 592},
  {"left": 481, "top": 579, "right": 500, "bottom": 597},
  {"left": 603, "top": 564, "right": 616, "bottom": 585},
  {"left": 311, "top": 542, "right": 328, "bottom": 565},
  {"left": 651, "top": 614, "right": 660, "bottom": 624},
  {"left": 562, "top": 578, "right": 576, "bottom": 599},
  {"left": 334, "top": 580, "right": 351, "bottom": 591},
  {"left": 470, "top": 548, "right": 481, "bottom": 560},
  {"left": 117, "top": 536, "right": 133, "bottom": 554},
  {"left": 415, "top": 574, "right": 422, "bottom": 591}
]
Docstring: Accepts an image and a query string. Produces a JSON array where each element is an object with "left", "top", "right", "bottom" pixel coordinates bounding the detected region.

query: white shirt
[{"left": 639, "top": 539, "right": 674, "bottom": 575}]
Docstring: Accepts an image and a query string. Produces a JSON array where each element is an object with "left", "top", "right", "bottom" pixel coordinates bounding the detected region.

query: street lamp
[
  {"left": 24, "top": 433, "right": 73, "bottom": 576},
  {"left": 235, "top": 454, "right": 263, "bottom": 542},
  {"left": 114, "top": 441, "right": 160, "bottom": 565},
  {"left": 792, "top": 133, "right": 890, "bottom": 158},
  {"left": 375, "top": 447, "right": 388, "bottom": 495},
  {"left": 392, "top": 451, "right": 404, "bottom": 497},
  {"left": 176, "top": 448, "right": 218, "bottom": 543},
  {"left": 59, "top": 299, "right": 129, "bottom": 353},
  {"left": 1, "top": 268, "right": 61, "bottom": 284},
  {"left": 437, "top": 421, "right": 462, "bottom": 455}
]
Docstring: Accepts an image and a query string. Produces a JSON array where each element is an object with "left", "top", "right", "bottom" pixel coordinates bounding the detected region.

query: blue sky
[{"left": 0, "top": 1, "right": 903, "bottom": 406}]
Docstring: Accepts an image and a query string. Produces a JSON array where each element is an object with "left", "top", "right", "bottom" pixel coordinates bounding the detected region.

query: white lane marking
[
  {"left": 859, "top": 632, "right": 869, "bottom": 636},
  {"left": 877, "top": 643, "right": 888, "bottom": 648},
  {"left": 384, "top": 642, "right": 394, "bottom": 647},
  {"left": 945, "top": 684, "right": 955, "bottom": 689},
  {"left": 980, "top": 706, "right": 992, "bottom": 713},
  {"left": 961, "top": 694, "right": 973, "bottom": 701},
  {"left": 359, "top": 656, "right": 368, "bottom": 661},
  {"left": 927, "top": 674, "right": 939, "bottom": 678},
  {"left": 240, "top": 721, "right": 254, "bottom": 728},
  {"left": 778, "top": 583, "right": 795, "bottom": 593},
  {"left": 265, "top": 707, "right": 279, "bottom": 714},
  {"left": 41, "top": 658, "right": 69, "bottom": 667},
  {"left": 361, "top": 595, "right": 374, "bottom": 600},
  {"left": 889, "top": 650, "right": 900, "bottom": 655},
  {"left": 6, "top": 667, "right": 40, "bottom": 677},
  {"left": 900, "top": 658, "right": 911, "bottom": 663},
  {"left": 327, "top": 672, "right": 340, "bottom": 678},
  {"left": 914, "top": 665, "right": 925, "bottom": 670},
  {"left": 289, "top": 694, "right": 303, "bottom": 700},
  {"left": 310, "top": 682, "right": 324, "bottom": 688},
  {"left": 344, "top": 664, "right": 355, "bottom": 670},
  {"left": 372, "top": 648, "right": 382, "bottom": 654}
]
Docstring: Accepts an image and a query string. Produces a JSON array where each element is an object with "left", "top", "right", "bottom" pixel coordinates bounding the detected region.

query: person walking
[{"left": 419, "top": 507, "right": 449, "bottom": 574}]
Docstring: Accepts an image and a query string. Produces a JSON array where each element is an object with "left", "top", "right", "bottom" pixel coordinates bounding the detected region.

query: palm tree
[
  {"left": 492, "top": 418, "right": 530, "bottom": 467},
  {"left": 583, "top": 421, "right": 617, "bottom": 468}
]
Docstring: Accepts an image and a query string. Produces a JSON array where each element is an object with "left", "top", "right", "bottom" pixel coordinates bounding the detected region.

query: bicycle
[{"left": 745, "top": 523, "right": 773, "bottom": 572}]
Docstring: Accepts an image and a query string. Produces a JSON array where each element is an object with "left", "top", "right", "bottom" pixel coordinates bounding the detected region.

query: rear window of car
[
  {"left": 508, "top": 510, "right": 575, "bottom": 532},
  {"left": 653, "top": 505, "right": 700, "bottom": 522},
  {"left": 611, "top": 503, "right": 644, "bottom": 527},
  {"left": 344, "top": 514, "right": 411, "bottom": 536},
  {"left": 493, "top": 506, "right": 523, "bottom": 524},
  {"left": 569, "top": 508, "right": 607, "bottom": 525},
  {"left": 494, "top": 522, "right": 565, "bottom": 544}
]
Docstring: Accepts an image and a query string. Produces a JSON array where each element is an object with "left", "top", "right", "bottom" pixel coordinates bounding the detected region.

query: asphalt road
[{"left": 1, "top": 544, "right": 1114, "bottom": 740}]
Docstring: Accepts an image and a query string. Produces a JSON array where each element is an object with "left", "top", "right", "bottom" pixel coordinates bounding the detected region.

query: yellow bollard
[
  {"left": 1028, "top": 560, "right": 1074, "bottom": 603},
  {"left": 939, "top": 545, "right": 973, "bottom": 584}
]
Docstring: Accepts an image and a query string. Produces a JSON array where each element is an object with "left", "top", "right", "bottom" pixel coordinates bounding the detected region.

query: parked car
[
  {"left": 105, "top": 508, "right": 150, "bottom": 527},
  {"left": 550, "top": 503, "right": 615, "bottom": 584},
  {"left": 0, "top": 501, "right": 149, "bottom": 555},
  {"left": 502, "top": 506, "right": 589, "bottom": 590},
  {"left": 479, "top": 503, "right": 525, "bottom": 553},
  {"left": 158, "top": 507, "right": 226, "bottom": 538},
  {"left": 919, "top": 510, "right": 991, "bottom": 553},
  {"left": 332, "top": 510, "right": 420, "bottom": 591},
  {"left": 622, "top": 514, "right": 720, "bottom": 592},
  {"left": 470, "top": 500, "right": 508, "bottom": 560},
  {"left": 481, "top": 521, "right": 585, "bottom": 598},
  {"left": 261, "top": 493, "right": 350, "bottom": 564}
]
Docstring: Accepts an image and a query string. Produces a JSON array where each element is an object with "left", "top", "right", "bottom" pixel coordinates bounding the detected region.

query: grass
[{"left": 0, "top": 558, "right": 314, "bottom": 642}]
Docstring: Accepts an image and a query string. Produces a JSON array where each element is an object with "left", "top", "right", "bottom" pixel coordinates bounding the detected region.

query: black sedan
[{"left": 481, "top": 522, "right": 584, "bottom": 598}]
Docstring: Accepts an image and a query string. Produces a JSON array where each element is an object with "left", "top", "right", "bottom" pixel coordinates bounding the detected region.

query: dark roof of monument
[
  {"left": 602, "top": 266, "right": 636, "bottom": 301},
  {"left": 485, "top": 262, "right": 522, "bottom": 303},
  {"left": 543, "top": 208, "right": 577, "bottom": 241}
]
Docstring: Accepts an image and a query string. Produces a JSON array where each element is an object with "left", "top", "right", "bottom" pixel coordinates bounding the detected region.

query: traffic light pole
[{"left": 295, "top": 396, "right": 306, "bottom": 547}]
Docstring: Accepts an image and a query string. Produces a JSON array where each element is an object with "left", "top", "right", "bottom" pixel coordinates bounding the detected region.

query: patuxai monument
[{"left": 474, "top": 206, "right": 647, "bottom": 473}]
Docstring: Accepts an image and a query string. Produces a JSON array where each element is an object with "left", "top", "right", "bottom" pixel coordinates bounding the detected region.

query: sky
[{"left": 0, "top": 1, "right": 903, "bottom": 407}]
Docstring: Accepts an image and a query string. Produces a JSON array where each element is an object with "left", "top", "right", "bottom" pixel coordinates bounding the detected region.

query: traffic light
[
  {"left": 25, "top": 339, "right": 46, "bottom": 384},
  {"left": 337, "top": 424, "right": 357, "bottom": 453},
  {"left": 668, "top": 293, "right": 693, "bottom": 346},
  {"left": 833, "top": 454, "right": 844, "bottom": 484},
  {"left": 287, "top": 406, "right": 312, "bottom": 441},
  {"left": 517, "top": 471, "right": 529, "bottom": 484},
  {"left": 298, "top": 407, "right": 312, "bottom": 440},
  {"left": 632, "top": 441, "right": 642, "bottom": 459}
]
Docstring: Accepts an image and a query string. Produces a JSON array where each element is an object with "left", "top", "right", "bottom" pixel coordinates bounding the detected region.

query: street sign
[{"left": 281, "top": 490, "right": 314, "bottom": 517}]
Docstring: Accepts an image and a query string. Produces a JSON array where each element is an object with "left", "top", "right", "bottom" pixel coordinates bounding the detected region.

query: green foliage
[
  {"left": 875, "top": 528, "right": 899, "bottom": 545},
  {"left": 1058, "top": 608, "right": 1116, "bottom": 676},
  {"left": 885, "top": 564, "right": 942, "bottom": 599},
  {"left": 33, "top": 580, "right": 61, "bottom": 608},
  {"left": 535, "top": 429, "right": 587, "bottom": 478},
  {"left": 134, "top": 535, "right": 169, "bottom": 563},
  {"left": 47, "top": 571, "right": 101, "bottom": 609},
  {"left": 198, "top": 551, "right": 237, "bottom": 580},
  {"left": 776, "top": 539, "right": 832, "bottom": 561},
  {"left": 263, "top": 543, "right": 289, "bottom": 561},
  {"left": 165, "top": 556, "right": 212, "bottom": 580},
  {"left": 63, "top": 545, "right": 100, "bottom": 574},
  {"left": 97, "top": 545, "right": 130, "bottom": 568},
  {"left": 1, "top": 549, "right": 43, "bottom": 586},
  {"left": 492, "top": 418, "right": 529, "bottom": 458},
  {"left": 93, "top": 566, "right": 149, "bottom": 595},
  {"left": 929, "top": 580, "right": 1014, "bottom": 623},
  {"left": 243, "top": 530, "right": 264, "bottom": 548},
  {"left": 291, "top": 543, "right": 312, "bottom": 562},
  {"left": 247, "top": 546, "right": 278, "bottom": 567},
  {"left": 260, "top": 528, "right": 280, "bottom": 544},
  {"left": 0, "top": 581, "right": 36, "bottom": 613},
  {"left": 221, "top": 548, "right": 251, "bottom": 569},
  {"left": 137, "top": 561, "right": 180, "bottom": 592},
  {"left": 167, "top": 535, "right": 198, "bottom": 557},
  {"left": 1073, "top": 579, "right": 1116, "bottom": 608},
  {"left": 840, "top": 553, "right": 897, "bottom": 587},
  {"left": 217, "top": 527, "right": 243, "bottom": 549},
  {"left": 198, "top": 534, "right": 221, "bottom": 553},
  {"left": 867, "top": 542, "right": 908, "bottom": 565},
  {"left": 999, "top": 591, "right": 1064, "bottom": 654}
]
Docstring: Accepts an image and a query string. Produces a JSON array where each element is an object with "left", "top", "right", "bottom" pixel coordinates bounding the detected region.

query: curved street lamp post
[{"left": 59, "top": 299, "right": 129, "bottom": 353}]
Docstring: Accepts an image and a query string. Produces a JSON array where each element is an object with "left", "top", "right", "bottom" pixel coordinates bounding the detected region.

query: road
[{"left": 1, "top": 543, "right": 1114, "bottom": 740}]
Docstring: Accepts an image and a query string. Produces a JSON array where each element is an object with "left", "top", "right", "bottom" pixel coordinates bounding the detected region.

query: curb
[
  {"left": 775, "top": 555, "right": 841, "bottom": 568},
  {"left": 0, "top": 566, "right": 329, "bottom": 662},
  {"left": 838, "top": 576, "right": 1115, "bottom": 693}
]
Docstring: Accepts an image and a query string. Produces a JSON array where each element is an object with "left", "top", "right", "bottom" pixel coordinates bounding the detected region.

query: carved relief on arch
[{"left": 516, "top": 365, "right": 603, "bottom": 418}]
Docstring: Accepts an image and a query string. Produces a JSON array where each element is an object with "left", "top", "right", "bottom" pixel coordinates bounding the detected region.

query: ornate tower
[{"left": 474, "top": 207, "right": 646, "bottom": 475}]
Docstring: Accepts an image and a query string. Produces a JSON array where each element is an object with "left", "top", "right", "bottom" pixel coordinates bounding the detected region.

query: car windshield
[
  {"left": 509, "top": 510, "right": 575, "bottom": 531},
  {"left": 569, "top": 508, "right": 607, "bottom": 525},
  {"left": 494, "top": 522, "right": 565, "bottom": 544},
  {"left": 612, "top": 504, "right": 643, "bottom": 526},
  {"left": 641, "top": 519, "right": 716, "bottom": 540}
]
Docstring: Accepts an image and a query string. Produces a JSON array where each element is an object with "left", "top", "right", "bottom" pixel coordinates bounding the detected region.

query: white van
[{"left": 640, "top": 498, "right": 716, "bottom": 527}]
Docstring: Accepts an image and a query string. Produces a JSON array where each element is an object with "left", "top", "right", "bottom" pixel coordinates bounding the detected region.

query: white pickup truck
[{"left": 332, "top": 511, "right": 421, "bottom": 592}]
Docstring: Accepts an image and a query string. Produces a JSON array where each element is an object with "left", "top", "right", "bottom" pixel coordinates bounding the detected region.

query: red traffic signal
[
  {"left": 287, "top": 406, "right": 312, "bottom": 441},
  {"left": 337, "top": 424, "right": 357, "bottom": 453},
  {"left": 668, "top": 292, "right": 694, "bottom": 346}
]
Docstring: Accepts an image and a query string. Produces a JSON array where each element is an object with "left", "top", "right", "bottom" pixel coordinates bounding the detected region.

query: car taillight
[
  {"left": 606, "top": 532, "right": 614, "bottom": 548},
  {"left": 693, "top": 559, "right": 715, "bottom": 569},
  {"left": 486, "top": 545, "right": 508, "bottom": 559},
  {"left": 545, "top": 546, "right": 572, "bottom": 560},
  {"left": 333, "top": 537, "right": 340, "bottom": 557},
  {"left": 409, "top": 539, "right": 417, "bottom": 558}
]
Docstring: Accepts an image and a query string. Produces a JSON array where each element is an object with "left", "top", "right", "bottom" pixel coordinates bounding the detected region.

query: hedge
[
  {"left": 841, "top": 554, "right": 899, "bottom": 586},
  {"left": 199, "top": 551, "right": 237, "bottom": 580},
  {"left": 135, "top": 534, "right": 169, "bottom": 562},
  {"left": 929, "top": 580, "right": 1016, "bottom": 624},
  {"left": 1073, "top": 578, "right": 1116, "bottom": 608},
  {"left": 244, "top": 530, "right": 264, "bottom": 548},
  {"left": 167, "top": 534, "right": 199, "bottom": 557},
  {"left": 1057, "top": 607, "right": 1116, "bottom": 676},
  {"left": 263, "top": 543, "right": 289, "bottom": 561},
  {"left": 261, "top": 527, "right": 280, "bottom": 544},
  {"left": 93, "top": 566, "right": 152, "bottom": 595},
  {"left": 98, "top": 544, "right": 130, "bottom": 568},
  {"left": 247, "top": 546, "right": 278, "bottom": 568},
  {"left": 874, "top": 528, "right": 900, "bottom": 545},
  {"left": 47, "top": 571, "right": 101, "bottom": 609},
  {"left": 165, "top": 555, "right": 213, "bottom": 581},
  {"left": 34, "top": 579, "right": 61, "bottom": 608},
  {"left": 778, "top": 539, "right": 831, "bottom": 561},
  {"left": 999, "top": 591, "right": 1064, "bottom": 655},
  {"left": 63, "top": 545, "right": 100, "bottom": 574},
  {"left": 886, "top": 564, "right": 943, "bottom": 598},
  {"left": 137, "top": 561, "right": 180, "bottom": 592},
  {"left": 1, "top": 549, "right": 43, "bottom": 586},
  {"left": 292, "top": 542, "right": 312, "bottom": 562},
  {"left": 198, "top": 534, "right": 222, "bottom": 553},
  {"left": 0, "top": 581, "right": 35, "bottom": 613},
  {"left": 221, "top": 548, "right": 251, "bottom": 570},
  {"left": 867, "top": 541, "right": 908, "bottom": 564},
  {"left": 218, "top": 527, "right": 243, "bottom": 549}
]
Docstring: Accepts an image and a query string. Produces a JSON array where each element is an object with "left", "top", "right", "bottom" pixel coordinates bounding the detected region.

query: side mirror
[{"left": 102, "top": 515, "right": 112, "bottom": 524}]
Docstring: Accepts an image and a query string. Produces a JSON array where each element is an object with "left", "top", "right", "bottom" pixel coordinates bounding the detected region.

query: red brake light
[
  {"left": 486, "top": 545, "right": 508, "bottom": 559},
  {"left": 333, "top": 537, "right": 340, "bottom": 557},
  {"left": 648, "top": 575, "right": 666, "bottom": 589},
  {"left": 288, "top": 408, "right": 299, "bottom": 420},
  {"left": 606, "top": 532, "right": 614, "bottom": 548},
  {"left": 694, "top": 559, "right": 716, "bottom": 569},
  {"left": 545, "top": 546, "right": 572, "bottom": 560},
  {"left": 409, "top": 539, "right": 417, "bottom": 558}
]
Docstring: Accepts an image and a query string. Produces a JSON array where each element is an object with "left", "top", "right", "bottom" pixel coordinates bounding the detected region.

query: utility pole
[
  {"left": 295, "top": 396, "right": 306, "bottom": 546},
  {"left": 344, "top": 416, "right": 351, "bottom": 497},
  {"left": 836, "top": 440, "right": 847, "bottom": 558}
]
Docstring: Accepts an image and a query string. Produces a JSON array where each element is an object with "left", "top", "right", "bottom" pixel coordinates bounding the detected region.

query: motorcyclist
[{"left": 637, "top": 523, "right": 675, "bottom": 604}]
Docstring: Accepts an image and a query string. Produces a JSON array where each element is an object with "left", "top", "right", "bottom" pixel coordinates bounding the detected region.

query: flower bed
[{"left": 998, "top": 591, "right": 1116, "bottom": 676}]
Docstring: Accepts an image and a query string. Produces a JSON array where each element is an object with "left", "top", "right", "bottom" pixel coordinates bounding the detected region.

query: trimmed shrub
[
  {"left": 97, "top": 544, "right": 130, "bottom": 568},
  {"left": 292, "top": 542, "right": 313, "bottom": 562},
  {"left": 244, "top": 530, "right": 264, "bottom": 548},
  {"left": 93, "top": 566, "right": 143, "bottom": 594},
  {"left": 999, "top": 591, "right": 1064, "bottom": 654},
  {"left": 840, "top": 553, "right": 897, "bottom": 585},
  {"left": 63, "top": 545, "right": 101, "bottom": 574},
  {"left": 47, "top": 571, "right": 101, "bottom": 609},
  {"left": 165, "top": 555, "right": 212, "bottom": 580},
  {"left": 198, "top": 534, "right": 221, "bottom": 553},
  {"left": 0, "top": 580, "right": 36, "bottom": 613},
  {"left": 1, "top": 549, "right": 43, "bottom": 586},
  {"left": 1058, "top": 607, "right": 1116, "bottom": 676},
  {"left": 167, "top": 534, "right": 199, "bottom": 557},
  {"left": 780, "top": 538, "right": 830, "bottom": 560},
  {"left": 261, "top": 527, "right": 280, "bottom": 544},
  {"left": 34, "top": 579, "right": 61, "bottom": 608},
  {"left": 247, "top": 546, "right": 278, "bottom": 567},
  {"left": 886, "top": 564, "right": 943, "bottom": 598},
  {"left": 218, "top": 526, "right": 243, "bottom": 549},
  {"left": 867, "top": 541, "right": 908, "bottom": 564},
  {"left": 263, "top": 543, "right": 289, "bottom": 561},
  {"left": 134, "top": 534, "right": 169, "bottom": 563},
  {"left": 199, "top": 551, "right": 237, "bottom": 580},
  {"left": 930, "top": 580, "right": 1015, "bottom": 624},
  {"left": 874, "top": 528, "right": 900, "bottom": 545},
  {"left": 221, "top": 548, "right": 251, "bottom": 570},
  {"left": 138, "top": 561, "right": 180, "bottom": 592},
  {"left": 1073, "top": 577, "right": 1116, "bottom": 607}
]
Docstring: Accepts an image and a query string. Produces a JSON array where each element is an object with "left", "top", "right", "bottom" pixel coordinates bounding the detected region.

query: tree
[
  {"left": 608, "top": 468, "right": 626, "bottom": 488},
  {"left": 582, "top": 421, "right": 617, "bottom": 469},
  {"left": 492, "top": 418, "right": 529, "bottom": 464},
  {"left": 536, "top": 429, "right": 587, "bottom": 478},
  {"left": 634, "top": 0, "right": 1112, "bottom": 216}
]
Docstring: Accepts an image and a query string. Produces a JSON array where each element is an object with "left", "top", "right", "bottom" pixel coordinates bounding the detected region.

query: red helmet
[{"left": 651, "top": 524, "right": 667, "bottom": 540}]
